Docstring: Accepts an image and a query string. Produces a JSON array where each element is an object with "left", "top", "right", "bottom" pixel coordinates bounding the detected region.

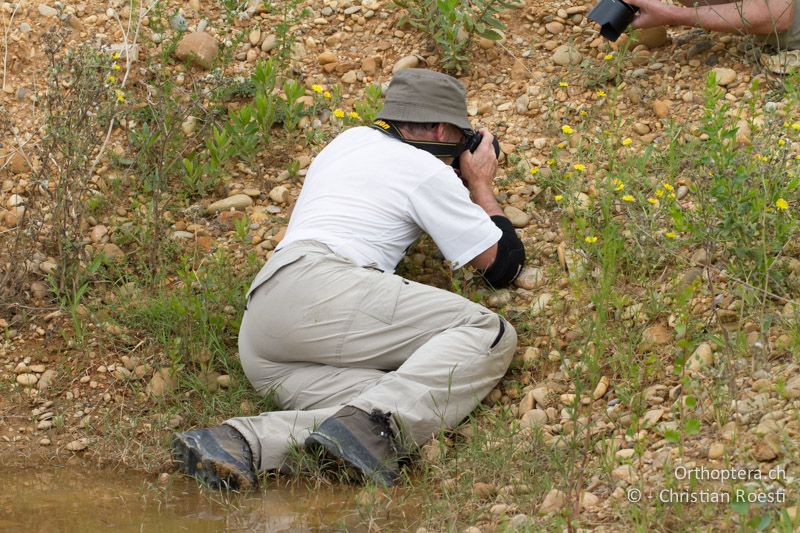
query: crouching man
[{"left": 171, "top": 69, "right": 526, "bottom": 489}]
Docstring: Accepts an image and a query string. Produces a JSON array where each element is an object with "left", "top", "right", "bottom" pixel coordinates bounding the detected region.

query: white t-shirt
[{"left": 276, "top": 126, "right": 501, "bottom": 273}]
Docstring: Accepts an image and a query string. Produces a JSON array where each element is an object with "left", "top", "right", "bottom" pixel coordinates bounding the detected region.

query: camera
[
  {"left": 588, "top": 0, "right": 639, "bottom": 42},
  {"left": 452, "top": 130, "right": 501, "bottom": 171}
]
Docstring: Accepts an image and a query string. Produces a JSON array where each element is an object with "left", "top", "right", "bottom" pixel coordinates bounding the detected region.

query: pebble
[
  {"left": 37, "top": 369, "right": 57, "bottom": 391},
  {"left": 16, "top": 373, "right": 38, "bottom": 386},
  {"left": 530, "top": 293, "right": 552, "bottom": 317},
  {"left": 552, "top": 45, "right": 581, "bottom": 66},
  {"left": 206, "top": 194, "right": 253, "bottom": 214},
  {"left": 538, "top": 488, "right": 565, "bottom": 514},
  {"left": 713, "top": 67, "right": 737, "bottom": 86},
  {"left": 317, "top": 50, "right": 337, "bottom": 65},
  {"left": 249, "top": 28, "right": 261, "bottom": 46},
  {"left": 169, "top": 13, "right": 188, "bottom": 31},
  {"left": 545, "top": 22, "right": 564, "bottom": 35},
  {"left": 652, "top": 100, "right": 670, "bottom": 118},
  {"left": 261, "top": 34, "right": 277, "bottom": 52},
  {"left": 688, "top": 342, "right": 714, "bottom": 371},
  {"left": 66, "top": 438, "right": 89, "bottom": 451},
  {"left": 708, "top": 441, "right": 725, "bottom": 459},
  {"left": 38, "top": 4, "right": 58, "bottom": 17}
]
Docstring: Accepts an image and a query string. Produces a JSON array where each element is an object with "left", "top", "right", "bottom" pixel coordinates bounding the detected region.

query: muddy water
[{"left": 1, "top": 467, "right": 362, "bottom": 531}]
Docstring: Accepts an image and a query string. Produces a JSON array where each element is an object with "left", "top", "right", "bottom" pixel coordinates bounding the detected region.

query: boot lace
[{"left": 368, "top": 409, "right": 396, "bottom": 440}]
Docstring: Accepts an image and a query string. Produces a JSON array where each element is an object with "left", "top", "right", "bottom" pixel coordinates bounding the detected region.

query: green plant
[{"left": 394, "top": 0, "right": 518, "bottom": 74}]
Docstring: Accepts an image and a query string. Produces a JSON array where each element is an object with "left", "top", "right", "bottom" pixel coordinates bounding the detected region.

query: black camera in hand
[
  {"left": 452, "top": 130, "right": 501, "bottom": 171},
  {"left": 588, "top": 0, "right": 639, "bottom": 41}
]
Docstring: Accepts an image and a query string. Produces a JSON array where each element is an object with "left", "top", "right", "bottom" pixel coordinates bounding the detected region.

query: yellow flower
[
  {"left": 564, "top": 171, "right": 574, "bottom": 179},
  {"left": 574, "top": 164, "right": 586, "bottom": 172},
  {"left": 792, "top": 123, "right": 800, "bottom": 131},
  {"left": 622, "top": 195, "right": 634, "bottom": 202},
  {"left": 348, "top": 111, "right": 360, "bottom": 120},
  {"left": 311, "top": 84, "right": 323, "bottom": 93},
  {"left": 579, "top": 110, "right": 588, "bottom": 117},
  {"left": 547, "top": 159, "right": 555, "bottom": 166},
  {"left": 557, "top": 141, "right": 567, "bottom": 149},
  {"left": 114, "top": 89, "right": 125, "bottom": 103},
  {"left": 776, "top": 198, "right": 789, "bottom": 210},
  {"left": 112, "top": 63, "right": 121, "bottom": 71},
  {"left": 561, "top": 125, "right": 574, "bottom": 135},
  {"left": 112, "top": 52, "right": 120, "bottom": 60},
  {"left": 596, "top": 90, "right": 606, "bottom": 97},
  {"left": 530, "top": 167, "right": 539, "bottom": 175},
  {"left": 662, "top": 183, "right": 674, "bottom": 192},
  {"left": 668, "top": 192, "right": 676, "bottom": 199},
  {"left": 612, "top": 178, "right": 624, "bottom": 191},
  {"left": 554, "top": 194, "right": 563, "bottom": 201},
  {"left": 604, "top": 54, "right": 614, "bottom": 61},
  {"left": 323, "top": 91, "right": 331, "bottom": 99},
  {"left": 559, "top": 81, "right": 569, "bottom": 87},
  {"left": 333, "top": 109, "right": 345, "bottom": 118},
  {"left": 584, "top": 235, "right": 598, "bottom": 244},
  {"left": 107, "top": 75, "right": 116, "bottom": 83},
  {"left": 647, "top": 197, "right": 659, "bottom": 206},
  {"left": 665, "top": 232, "right": 678, "bottom": 239},
  {"left": 778, "top": 139, "right": 786, "bottom": 147},
  {"left": 796, "top": 154, "right": 800, "bottom": 161},
  {"left": 655, "top": 189, "right": 664, "bottom": 198},
  {"left": 622, "top": 138, "right": 632, "bottom": 146}
]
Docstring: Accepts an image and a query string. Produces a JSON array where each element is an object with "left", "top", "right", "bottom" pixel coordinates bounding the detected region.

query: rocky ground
[{"left": 2, "top": 0, "right": 800, "bottom": 529}]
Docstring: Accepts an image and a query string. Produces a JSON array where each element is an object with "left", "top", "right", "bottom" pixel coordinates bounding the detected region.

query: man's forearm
[
  {"left": 470, "top": 184, "right": 504, "bottom": 218},
  {"left": 671, "top": 0, "right": 794, "bottom": 34}
]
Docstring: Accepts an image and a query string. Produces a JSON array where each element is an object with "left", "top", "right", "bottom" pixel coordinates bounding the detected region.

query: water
[{"left": 1, "top": 467, "right": 363, "bottom": 532}]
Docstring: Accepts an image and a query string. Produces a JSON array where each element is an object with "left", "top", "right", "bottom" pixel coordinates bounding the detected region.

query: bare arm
[
  {"left": 458, "top": 129, "right": 502, "bottom": 271},
  {"left": 627, "top": 0, "right": 795, "bottom": 34}
]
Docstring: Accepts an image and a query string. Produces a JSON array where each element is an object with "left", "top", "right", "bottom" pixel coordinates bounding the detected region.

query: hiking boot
[
  {"left": 171, "top": 424, "right": 257, "bottom": 490},
  {"left": 305, "top": 406, "right": 400, "bottom": 487}
]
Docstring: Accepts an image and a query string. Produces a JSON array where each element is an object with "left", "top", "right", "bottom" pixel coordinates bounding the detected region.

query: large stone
[
  {"left": 66, "top": 438, "right": 89, "bottom": 451},
  {"left": 393, "top": 54, "right": 420, "bottom": 73},
  {"left": 206, "top": 194, "right": 253, "bottom": 214},
  {"left": 521, "top": 408, "right": 548, "bottom": 428},
  {"left": 174, "top": 32, "right": 219, "bottom": 69},
  {"left": 632, "top": 26, "right": 669, "bottom": 48},
  {"left": 552, "top": 45, "right": 581, "bottom": 66},
  {"left": 503, "top": 206, "right": 530, "bottom": 227},
  {"left": 514, "top": 267, "right": 544, "bottom": 289}
]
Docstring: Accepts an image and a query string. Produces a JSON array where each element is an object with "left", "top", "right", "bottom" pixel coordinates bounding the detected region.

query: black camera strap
[{"left": 370, "top": 119, "right": 463, "bottom": 160}]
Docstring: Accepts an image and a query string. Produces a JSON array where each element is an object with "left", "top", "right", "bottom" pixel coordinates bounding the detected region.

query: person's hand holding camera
[
  {"left": 458, "top": 129, "right": 503, "bottom": 217},
  {"left": 625, "top": 0, "right": 680, "bottom": 28}
]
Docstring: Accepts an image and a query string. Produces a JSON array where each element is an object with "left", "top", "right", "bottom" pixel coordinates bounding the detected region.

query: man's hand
[
  {"left": 627, "top": 0, "right": 681, "bottom": 28},
  {"left": 458, "top": 129, "right": 498, "bottom": 193},
  {"left": 458, "top": 129, "right": 504, "bottom": 218}
]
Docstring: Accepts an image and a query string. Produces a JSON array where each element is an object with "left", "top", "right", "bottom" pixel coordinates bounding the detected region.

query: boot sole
[{"left": 171, "top": 433, "right": 255, "bottom": 491}]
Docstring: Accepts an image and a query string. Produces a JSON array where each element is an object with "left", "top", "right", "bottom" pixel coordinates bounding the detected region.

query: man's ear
[{"left": 433, "top": 123, "right": 449, "bottom": 142}]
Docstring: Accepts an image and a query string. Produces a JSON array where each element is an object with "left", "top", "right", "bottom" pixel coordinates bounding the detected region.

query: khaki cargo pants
[{"left": 226, "top": 240, "right": 516, "bottom": 472}]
